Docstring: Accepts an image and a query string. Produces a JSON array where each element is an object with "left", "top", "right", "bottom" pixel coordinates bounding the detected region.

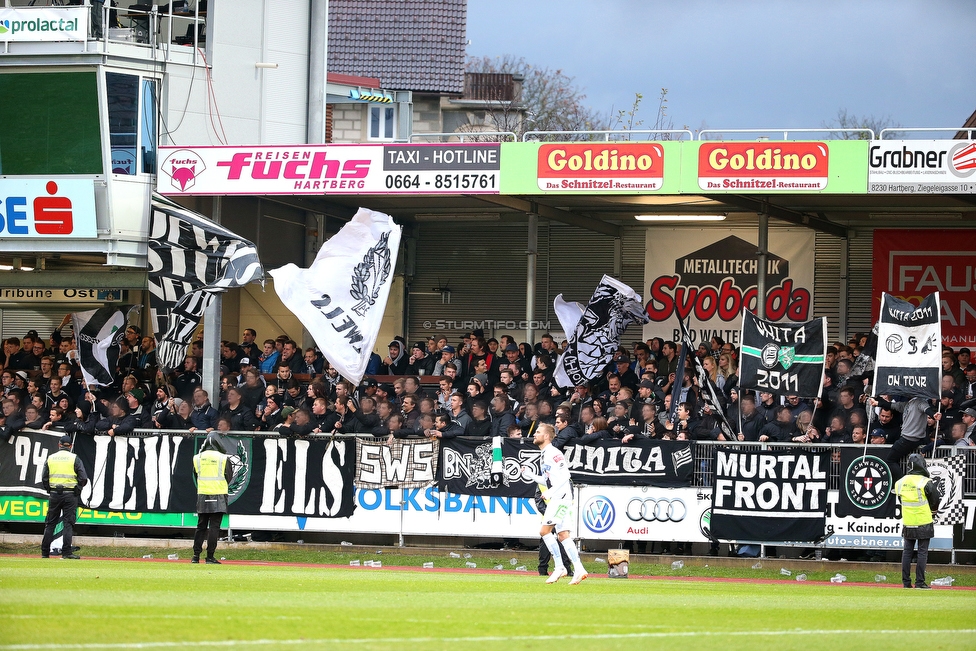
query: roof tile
[{"left": 327, "top": 0, "right": 467, "bottom": 94}]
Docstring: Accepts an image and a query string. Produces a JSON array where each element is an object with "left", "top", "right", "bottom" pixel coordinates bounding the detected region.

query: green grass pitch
[{"left": 1, "top": 557, "right": 974, "bottom": 651}]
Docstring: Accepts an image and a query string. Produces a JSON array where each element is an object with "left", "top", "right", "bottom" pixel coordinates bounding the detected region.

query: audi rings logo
[
  {"left": 581, "top": 496, "right": 615, "bottom": 533},
  {"left": 626, "top": 497, "right": 687, "bottom": 523}
]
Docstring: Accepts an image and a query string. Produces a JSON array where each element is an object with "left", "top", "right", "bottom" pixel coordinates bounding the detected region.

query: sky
[{"left": 466, "top": 0, "right": 976, "bottom": 134}]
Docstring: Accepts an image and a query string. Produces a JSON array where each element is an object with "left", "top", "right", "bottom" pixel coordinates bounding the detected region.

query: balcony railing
[{"left": 0, "top": 2, "right": 207, "bottom": 66}]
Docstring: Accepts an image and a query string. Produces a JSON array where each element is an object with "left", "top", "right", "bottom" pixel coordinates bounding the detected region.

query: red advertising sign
[
  {"left": 698, "top": 142, "right": 829, "bottom": 191},
  {"left": 537, "top": 143, "right": 664, "bottom": 191},
  {"left": 872, "top": 229, "right": 976, "bottom": 346}
]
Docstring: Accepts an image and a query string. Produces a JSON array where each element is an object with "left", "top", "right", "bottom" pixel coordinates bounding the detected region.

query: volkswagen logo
[
  {"left": 581, "top": 496, "right": 615, "bottom": 533},
  {"left": 626, "top": 497, "right": 687, "bottom": 522}
]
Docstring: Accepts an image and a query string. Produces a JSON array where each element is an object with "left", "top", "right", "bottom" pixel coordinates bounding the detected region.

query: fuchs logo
[
  {"left": 582, "top": 495, "right": 615, "bottom": 533},
  {"left": 845, "top": 455, "right": 891, "bottom": 510},
  {"left": 949, "top": 142, "right": 976, "bottom": 178},
  {"left": 160, "top": 149, "right": 206, "bottom": 192},
  {"left": 699, "top": 142, "right": 829, "bottom": 191},
  {"left": 646, "top": 235, "right": 811, "bottom": 323}
]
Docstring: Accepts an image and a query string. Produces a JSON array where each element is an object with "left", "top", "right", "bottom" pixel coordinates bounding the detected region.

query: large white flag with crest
[{"left": 270, "top": 208, "right": 401, "bottom": 384}]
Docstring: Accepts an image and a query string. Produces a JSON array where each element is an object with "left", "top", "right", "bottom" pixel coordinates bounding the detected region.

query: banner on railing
[
  {"left": 563, "top": 439, "right": 694, "bottom": 487},
  {"left": 835, "top": 448, "right": 897, "bottom": 519},
  {"left": 354, "top": 439, "right": 438, "bottom": 489},
  {"left": 0, "top": 430, "right": 61, "bottom": 499},
  {"left": 929, "top": 455, "right": 966, "bottom": 526},
  {"left": 711, "top": 449, "right": 829, "bottom": 542},
  {"left": 438, "top": 438, "right": 540, "bottom": 498},
  {"left": 0, "top": 431, "right": 356, "bottom": 518}
]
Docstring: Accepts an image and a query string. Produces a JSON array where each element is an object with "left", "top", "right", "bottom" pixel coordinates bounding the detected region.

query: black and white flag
[
  {"left": 71, "top": 305, "right": 139, "bottom": 387},
  {"left": 739, "top": 311, "right": 827, "bottom": 398},
  {"left": 553, "top": 275, "right": 650, "bottom": 389},
  {"left": 678, "top": 320, "right": 736, "bottom": 440},
  {"left": 873, "top": 292, "right": 941, "bottom": 400},
  {"left": 147, "top": 194, "right": 264, "bottom": 372},
  {"left": 271, "top": 208, "right": 401, "bottom": 385}
]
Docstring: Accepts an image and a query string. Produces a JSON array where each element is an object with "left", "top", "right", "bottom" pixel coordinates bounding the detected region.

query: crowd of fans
[{"left": 2, "top": 323, "right": 975, "bottom": 453}]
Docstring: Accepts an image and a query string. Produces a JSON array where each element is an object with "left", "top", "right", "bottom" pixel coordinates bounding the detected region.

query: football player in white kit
[{"left": 527, "top": 423, "right": 587, "bottom": 585}]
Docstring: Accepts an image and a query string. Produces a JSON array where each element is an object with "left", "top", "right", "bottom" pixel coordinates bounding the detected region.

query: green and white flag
[{"left": 739, "top": 311, "right": 827, "bottom": 398}]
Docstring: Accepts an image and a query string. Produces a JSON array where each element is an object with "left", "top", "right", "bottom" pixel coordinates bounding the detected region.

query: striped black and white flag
[
  {"left": 873, "top": 292, "right": 941, "bottom": 400},
  {"left": 71, "top": 305, "right": 138, "bottom": 387},
  {"left": 678, "top": 320, "right": 736, "bottom": 440},
  {"left": 553, "top": 275, "right": 649, "bottom": 389},
  {"left": 148, "top": 194, "right": 264, "bottom": 372}
]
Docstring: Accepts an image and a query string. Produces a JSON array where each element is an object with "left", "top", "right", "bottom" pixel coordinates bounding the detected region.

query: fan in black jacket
[
  {"left": 221, "top": 388, "right": 259, "bottom": 431},
  {"left": 465, "top": 401, "right": 492, "bottom": 438}
]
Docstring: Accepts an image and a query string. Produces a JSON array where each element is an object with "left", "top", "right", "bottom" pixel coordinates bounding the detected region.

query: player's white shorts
[{"left": 542, "top": 498, "right": 574, "bottom": 534}]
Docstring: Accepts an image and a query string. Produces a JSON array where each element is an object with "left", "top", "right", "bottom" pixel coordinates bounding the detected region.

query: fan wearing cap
[
  {"left": 433, "top": 345, "right": 459, "bottom": 376},
  {"left": 40, "top": 435, "right": 88, "bottom": 559},
  {"left": 407, "top": 341, "right": 436, "bottom": 376},
  {"left": 381, "top": 337, "right": 409, "bottom": 375},
  {"left": 191, "top": 434, "right": 234, "bottom": 564}
]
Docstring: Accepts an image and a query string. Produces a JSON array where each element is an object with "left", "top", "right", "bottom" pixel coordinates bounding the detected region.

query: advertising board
[{"left": 157, "top": 144, "right": 500, "bottom": 195}]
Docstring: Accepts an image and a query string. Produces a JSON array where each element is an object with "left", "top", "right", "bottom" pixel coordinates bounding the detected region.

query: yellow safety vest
[
  {"left": 47, "top": 450, "right": 78, "bottom": 489},
  {"left": 895, "top": 473, "right": 933, "bottom": 527},
  {"left": 193, "top": 450, "right": 229, "bottom": 496}
]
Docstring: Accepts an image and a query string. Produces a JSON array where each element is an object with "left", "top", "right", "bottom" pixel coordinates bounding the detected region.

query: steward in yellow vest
[
  {"left": 191, "top": 433, "right": 233, "bottom": 565},
  {"left": 894, "top": 454, "right": 941, "bottom": 589},
  {"left": 41, "top": 435, "right": 89, "bottom": 560}
]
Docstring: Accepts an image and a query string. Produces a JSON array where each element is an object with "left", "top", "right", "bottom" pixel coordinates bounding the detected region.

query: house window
[{"left": 369, "top": 105, "right": 396, "bottom": 140}]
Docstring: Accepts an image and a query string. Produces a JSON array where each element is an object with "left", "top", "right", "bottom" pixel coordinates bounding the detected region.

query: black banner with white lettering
[
  {"left": 355, "top": 439, "right": 439, "bottom": 489},
  {"left": 0, "top": 429, "right": 62, "bottom": 500},
  {"left": 0, "top": 431, "right": 355, "bottom": 518},
  {"left": 563, "top": 439, "right": 694, "bottom": 487},
  {"left": 711, "top": 449, "right": 829, "bottom": 542},
  {"left": 438, "top": 438, "right": 540, "bottom": 498},
  {"left": 739, "top": 311, "right": 826, "bottom": 398},
  {"left": 835, "top": 448, "right": 897, "bottom": 519},
  {"left": 75, "top": 433, "right": 197, "bottom": 512},
  {"left": 873, "top": 292, "right": 941, "bottom": 400}
]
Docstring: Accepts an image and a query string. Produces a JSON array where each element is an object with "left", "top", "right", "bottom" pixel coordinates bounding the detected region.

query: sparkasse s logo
[{"left": 160, "top": 148, "right": 206, "bottom": 192}]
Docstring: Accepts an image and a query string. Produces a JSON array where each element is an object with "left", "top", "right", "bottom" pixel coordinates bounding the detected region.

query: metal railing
[
  {"left": 697, "top": 127, "right": 875, "bottom": 141},
  {"left": 409, "top": 132, "right": 517, "bottom": 143},
  {"left": 523, "top": 129, "right": 694, "bottom": 142},
  {"left": 879, "top": 127, "right": 974, "bottom": 140},
  {"left": 113, "top": 432, "right": 975, "bottom": 497}
]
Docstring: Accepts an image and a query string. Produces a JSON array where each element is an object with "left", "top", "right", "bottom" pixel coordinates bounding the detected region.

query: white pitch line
[{"left": 1, "top": 629, "right": 975, "bottom": 650}]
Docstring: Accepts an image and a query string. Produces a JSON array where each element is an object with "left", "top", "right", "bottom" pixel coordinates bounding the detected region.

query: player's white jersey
[{"left": 540, "top": 444, "right": 572, "bottom": 501}]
